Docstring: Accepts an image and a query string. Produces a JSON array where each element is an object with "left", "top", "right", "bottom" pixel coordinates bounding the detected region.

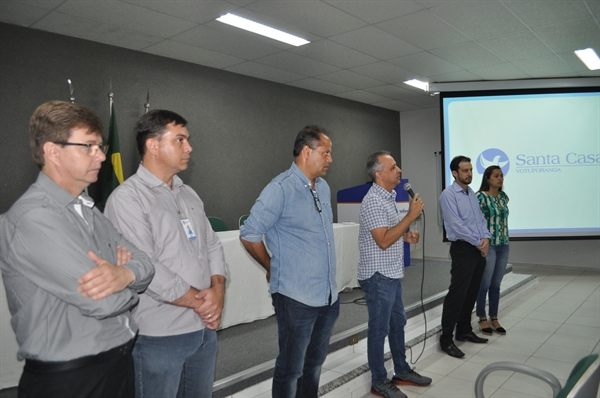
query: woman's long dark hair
[{"left": 478, "top": 165, "right": 502, "bottom": 192}]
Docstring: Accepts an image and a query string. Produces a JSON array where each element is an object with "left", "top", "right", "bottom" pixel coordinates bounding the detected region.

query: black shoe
[
  {"left": 392, "top": 369, "right": 432, "bottom": 386},
  {"left": 491, "top": 317, "right": 507, "bottom": 335},
  {"left": 456, "top": 331, "right": 488, "bottom": 343},
  {"left": 441, "top": 342, "right": 465, "bottom": 358},
  {"left": 479, "top": 318, "right": 493, "bottom": 335}
]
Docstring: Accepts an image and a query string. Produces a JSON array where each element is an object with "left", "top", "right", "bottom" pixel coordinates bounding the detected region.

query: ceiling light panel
[
  {"left": 216, "top": 13, "right": 309, "bottom": 47},
  {"left": 575, "top": 48, "right": 600, "bottom": 70}
]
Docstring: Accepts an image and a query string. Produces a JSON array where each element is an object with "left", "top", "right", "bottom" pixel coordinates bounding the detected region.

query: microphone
[{"left": 403, "top": 182, "right": 415, "bottom": 198}]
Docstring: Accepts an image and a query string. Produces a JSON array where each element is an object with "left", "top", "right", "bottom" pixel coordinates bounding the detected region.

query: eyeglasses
[
  {"left": 309, "top": 188, "right": 322, "bottom": 213},
  {"left": 54, "top": 142, "right": 109, "bottom": 156}
]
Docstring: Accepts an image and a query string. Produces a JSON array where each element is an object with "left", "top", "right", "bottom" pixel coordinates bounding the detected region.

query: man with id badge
[{"left": 105, "top": 110, "right": 229, "bottom": 398}]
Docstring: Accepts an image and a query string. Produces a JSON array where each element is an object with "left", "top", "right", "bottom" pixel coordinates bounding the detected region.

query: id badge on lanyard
[{"left": 180, "top": 218, "right": 197, "bottom": 241}]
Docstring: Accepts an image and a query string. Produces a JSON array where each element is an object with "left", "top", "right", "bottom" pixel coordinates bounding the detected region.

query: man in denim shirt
[{"left": 240, "top": 126, "right": 339, "bottom": 397}]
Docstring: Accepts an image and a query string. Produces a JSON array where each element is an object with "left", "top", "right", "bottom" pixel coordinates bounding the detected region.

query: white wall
[{"left": 400, "top": 106, "right": 600, "bottom": 269}]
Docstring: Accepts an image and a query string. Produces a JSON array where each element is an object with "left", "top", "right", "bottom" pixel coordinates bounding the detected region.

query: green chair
[
  {"left": 475, "top": 353, "right": 600, "bottom": 398},
  {"left": 239, "top": 214, "right": 249, "bottom": 228},
  {"left": 208, "top": 216, "right": 229, "bottom": 232}
]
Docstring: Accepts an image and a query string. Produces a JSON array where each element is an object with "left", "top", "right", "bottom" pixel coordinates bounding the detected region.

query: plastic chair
[
  {"left": 208, "top": 216, "right": 229, "bottom": 232},
  {"left": 239, "top": 214, "right": 249, "bottom": 228},
  {"left": 474, "top": 353, "right": 600, "bottom": 398}
]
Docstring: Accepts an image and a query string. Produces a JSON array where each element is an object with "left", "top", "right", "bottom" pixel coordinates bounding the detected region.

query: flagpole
[
  {"left": 67, "top": 79, "right": 75, "bottom": 103},
  {"left": 96, "top": 81, "right": 124, "bottom": 209},
  {"left": 145, "top": 89, "right": 150, "bottom": 114},
  {"left": 109, "top": 80, "right": 114, "bottom": 115}
]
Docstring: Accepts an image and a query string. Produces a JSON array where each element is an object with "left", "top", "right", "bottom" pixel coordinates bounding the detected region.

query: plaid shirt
[{"left": 358, "top": 183, "right": 404, "bottom": 280}]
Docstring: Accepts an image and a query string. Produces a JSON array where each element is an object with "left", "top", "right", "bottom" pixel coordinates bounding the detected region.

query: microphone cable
[{"left": 407, "top": 209, "right": 428, "bottom": 365}]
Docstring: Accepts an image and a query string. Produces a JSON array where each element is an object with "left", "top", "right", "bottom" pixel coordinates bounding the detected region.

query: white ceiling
[{"left": 1, "top": 0, "right": 599, "bottom": 111}]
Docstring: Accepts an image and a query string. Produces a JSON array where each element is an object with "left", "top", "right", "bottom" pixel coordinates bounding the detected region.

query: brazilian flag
[{"left": 97, "top": 101, "right": 124, "bottom": 210}]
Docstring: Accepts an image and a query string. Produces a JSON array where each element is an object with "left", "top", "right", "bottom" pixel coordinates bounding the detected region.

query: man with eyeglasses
[
  {"left": 240, "top": 125, "right": 339, "bottom": 398},
  {"left": 0, "top": 100, "right": 155, "bottom": 398},
  {"left": 104, "top": 110, "right": 229, "bottom": 398}
]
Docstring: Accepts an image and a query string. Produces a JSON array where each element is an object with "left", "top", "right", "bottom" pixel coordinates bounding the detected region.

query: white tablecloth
[
  {"left": 219, "top": 222, "right": 360, "bottom": 329},
  {"left": 0, "top": 223, "right": 359, "bottom": 389}
]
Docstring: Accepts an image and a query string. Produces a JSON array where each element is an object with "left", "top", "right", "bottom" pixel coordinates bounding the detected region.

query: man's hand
[
  {"left": 240, "top": 238, "right": 271, "bottom": 283},
  {"left": 478, "top": 239, "right": 490, "bottom": 257},
  {"left": 116, "top": 245, "right": 132, "bottom": 266},
  {"left": 193, "top": 275, "right": 226, "bottom": 330},
  {"left": 407, "top": 193, "right": 424, "bottom": 219},
  {"left": 404, "top": 230, "right": 420, "bottom": 244},
  {"left": 78, "top": 251, "right": 135, "bottom": 300}
]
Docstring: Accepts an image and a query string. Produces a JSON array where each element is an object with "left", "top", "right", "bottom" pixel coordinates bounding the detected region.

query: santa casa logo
[{"left": 476, "top": 148, "right": 510, "bottom": 176}]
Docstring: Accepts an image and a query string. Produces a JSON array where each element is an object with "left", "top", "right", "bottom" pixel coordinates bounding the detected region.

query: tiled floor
[{"left": 231, "top": 265, "right": 600, "bottom": 398}]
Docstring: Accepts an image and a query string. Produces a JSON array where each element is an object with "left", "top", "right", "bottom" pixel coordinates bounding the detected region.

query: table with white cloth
[
  {"left": 0, "top": 223, "right": 359, "bottom": 389},
  {"left": 219, "top": 222, "right": 359, "bottom": 329}
]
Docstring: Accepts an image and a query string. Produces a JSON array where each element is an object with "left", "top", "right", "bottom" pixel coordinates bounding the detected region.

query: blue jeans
[
  {"left": 132, "top": 329, "right": 217, "bottom": 398},
  {"left": 359, "top": 273, "right": 411, "bottom": 386},
  {"left": 477, "top": 244, "right": 510, "bottom": 318},
  {"left": 271, "top": 293, "right": 340, "bottom": 398}
]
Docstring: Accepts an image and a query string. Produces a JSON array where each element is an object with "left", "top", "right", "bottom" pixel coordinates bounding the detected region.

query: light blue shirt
[
  {"left": 240, "top": 162, "right": 337, "bottom": 307},
  {"left": 439, "top": 181, "right": 491, "bottom": 247}
]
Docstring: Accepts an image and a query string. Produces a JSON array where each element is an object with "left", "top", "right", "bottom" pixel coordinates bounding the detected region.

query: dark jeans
[
  {"left": 359, "top": 272, "right": 411, "bottom": 386},
  {"left": 271, "top": 293, "right": 340, "bottom": 398},
  {"left": 440, "top": 240, "right": 486, "bottom": 346},
  {"left": 18, "top": 348, "right": 134, "bottom": 398}
]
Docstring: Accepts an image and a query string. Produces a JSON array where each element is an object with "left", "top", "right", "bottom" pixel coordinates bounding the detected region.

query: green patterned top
[{"left": 477, "top": 191, "right": 509, "bottom": 246}]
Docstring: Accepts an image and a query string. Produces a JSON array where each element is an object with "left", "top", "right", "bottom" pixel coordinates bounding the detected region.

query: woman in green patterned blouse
[{"left": 476, "top": 165, "right": 509, "bottom": 336}]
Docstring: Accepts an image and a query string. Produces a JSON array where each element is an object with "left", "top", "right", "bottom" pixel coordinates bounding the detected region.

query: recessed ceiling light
[
  {"left": 216, "top": 13, "right": 309, "bottom": 47},
  {"left": 404, "top": 79, "right": 429, "bottom": 92},
  {"left": 574, "top": 48, "right": 600, "bottom": 70}
]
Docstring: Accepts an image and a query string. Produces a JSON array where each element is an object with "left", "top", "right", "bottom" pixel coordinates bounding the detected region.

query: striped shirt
[{"left": 358, "top": 183, "right": 404, "bottom": 280}]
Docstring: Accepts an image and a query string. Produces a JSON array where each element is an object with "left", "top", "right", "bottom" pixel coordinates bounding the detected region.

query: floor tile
[
  {"left": 499, "top": 371, "right": 559, "bottom": 397},
  {"left": 523, "top": 356, "right": 577, "bottom": 381},
  {"left": 566, "top": 314, "right": 600, "bottom": 328},
  {"left": 421, "top": 375, "right": 493, "bottom": 397},
  {"left": 489, "top": 387, "right": 539, "bottom": 397},
  {"left": 499, "top": 325, "right": 553, "bottom": 343},
  {"left": 422, "top": 355, "right": 464, "bottom": 377},
  {"left": 535, "top": 301, "right": 582, "bottom": 315},
  {"left": 468, "top": 346, "right": 531, "bottom": 367},
  {"left": 545, "top": 332, "right": 599, "bottom": 352},
  {"left": 571, "top": 306, "right": 600, "bottom": 318},
  {"left": 555, "top": 323, "right": 600, "bottom": 339},
  {"left": 532, "top": 343, "right": 591, "bottom": 364},
  {"left": 487, "top": 335, "right": 542, "bottom": 356},
  {"left": 525, "top": 309, "right": 570, "bottom": 323},
  {"left": 446, "top": 361, "right": 510, "bottom": 387}
]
